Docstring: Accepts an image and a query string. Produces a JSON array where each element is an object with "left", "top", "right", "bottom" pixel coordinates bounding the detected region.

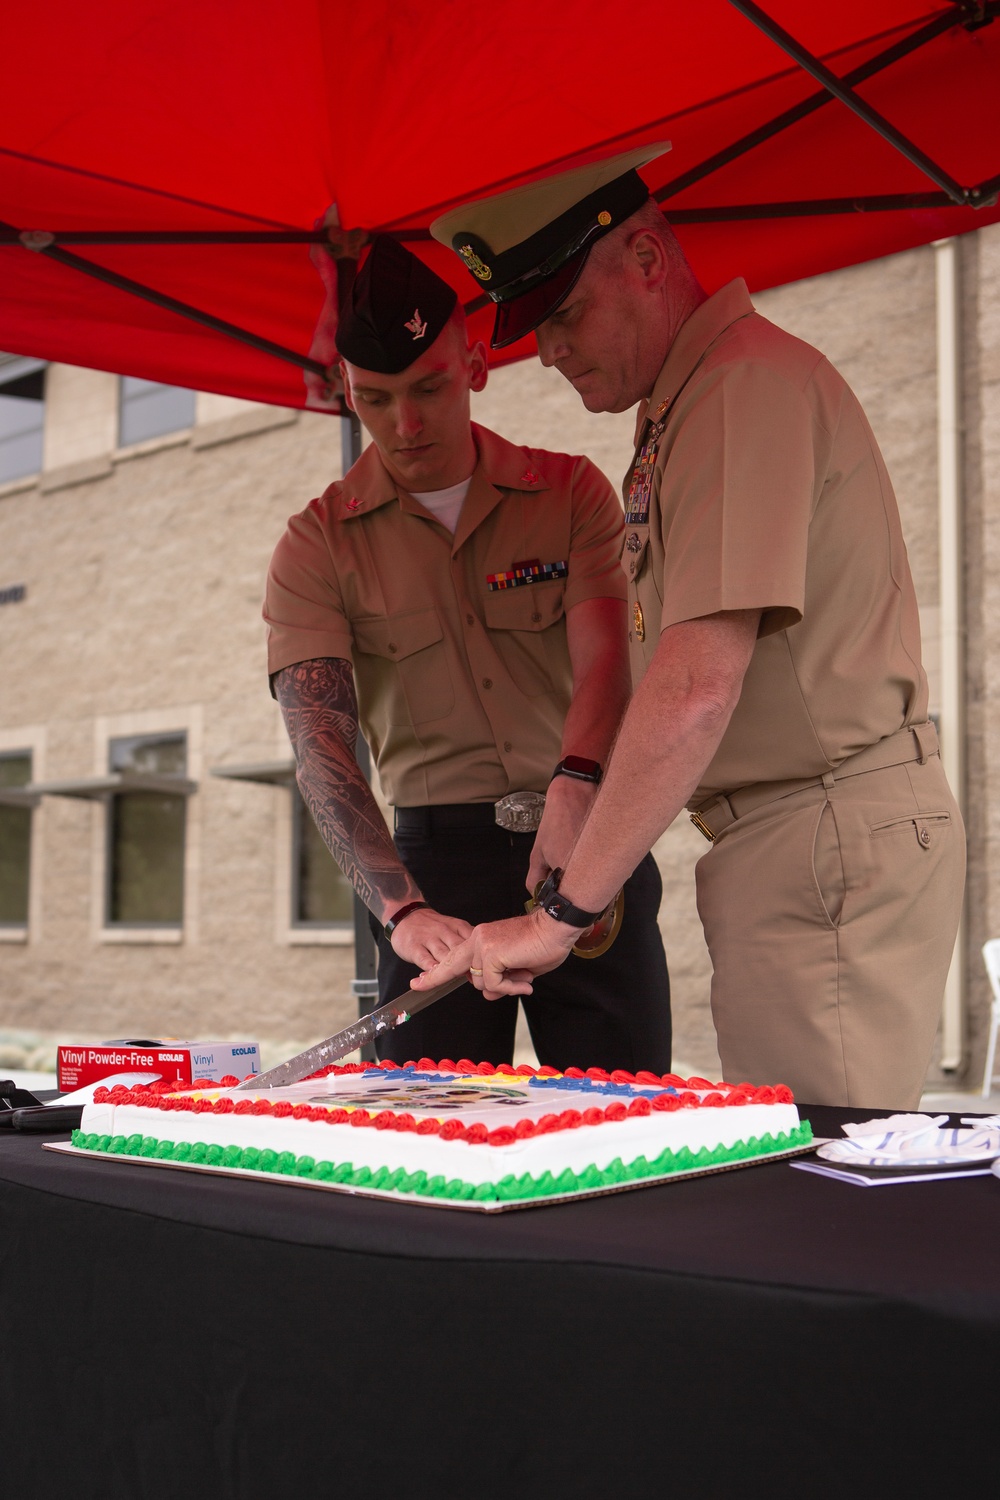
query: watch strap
[{"left": 535, "top": 869, "right": 604, "bottom": 928}]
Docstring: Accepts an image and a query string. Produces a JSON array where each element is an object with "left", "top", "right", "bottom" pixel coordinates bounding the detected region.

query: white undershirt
[{"left": 411, "top": 477, "right": 472, "bottom": 534}]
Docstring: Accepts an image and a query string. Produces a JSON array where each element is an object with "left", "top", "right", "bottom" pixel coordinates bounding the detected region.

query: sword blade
[{"left": 235, "top": 973, "right": 468, "bottom": 1090}]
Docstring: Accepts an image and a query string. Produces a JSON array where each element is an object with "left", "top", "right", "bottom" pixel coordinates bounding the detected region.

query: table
[{"left": 2, "top": 1104, "right": 998, "bottom": 1499}]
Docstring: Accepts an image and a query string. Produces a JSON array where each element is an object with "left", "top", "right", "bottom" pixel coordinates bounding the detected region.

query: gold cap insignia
[
  {"left": 458, "top": 243, "right": 492, "bottom": 281},
  {"left": 597, "top": 210, "right": 612, "bottom": 227}
]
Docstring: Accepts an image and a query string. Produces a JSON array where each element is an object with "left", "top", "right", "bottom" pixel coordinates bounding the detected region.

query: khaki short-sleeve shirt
[
  {"left": 265, "top": 422, "right": 625, "bottom": 806},
  {"left": 622, "top": 280, "right": 928, "bottom": 803}
]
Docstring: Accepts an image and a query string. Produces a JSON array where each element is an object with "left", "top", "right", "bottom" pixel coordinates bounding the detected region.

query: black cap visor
[{"left": 491, "top": 248, "right": 590, "bottom": 350}]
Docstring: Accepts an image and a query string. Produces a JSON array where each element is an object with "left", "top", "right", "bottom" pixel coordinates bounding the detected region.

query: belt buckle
[
  {"left": 689, "top": 811, "right": 716, "bottom": 843},
  {"left": 494, "top": 790, "right": 546, "bottom": 833}
]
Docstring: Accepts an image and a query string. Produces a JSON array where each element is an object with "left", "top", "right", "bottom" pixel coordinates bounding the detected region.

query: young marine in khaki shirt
[{"left": 264, "top": 236, "right": 670, "bottom": 1072}]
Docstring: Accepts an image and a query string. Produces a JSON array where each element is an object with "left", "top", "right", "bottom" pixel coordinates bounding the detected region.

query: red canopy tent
[{"left": 2, "top": 0, "right": 999, "bottom": 411}]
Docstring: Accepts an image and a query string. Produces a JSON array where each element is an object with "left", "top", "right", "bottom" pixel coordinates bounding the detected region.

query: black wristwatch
[
  {"left": 551, "top": 755, "right": 602, "bottom": 785},
  {"left": 535, "top": 869, "right": 604, "bottom": 929}
]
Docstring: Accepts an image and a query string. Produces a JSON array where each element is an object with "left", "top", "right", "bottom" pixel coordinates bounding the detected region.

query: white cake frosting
[{"left": 74, "top": 1063, "right": 808, "bottom": 1206}]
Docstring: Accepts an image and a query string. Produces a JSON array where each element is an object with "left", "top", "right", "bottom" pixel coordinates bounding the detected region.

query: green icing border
[{"left": 70, "top": 1121, "right": 813, "bottom": 1203}]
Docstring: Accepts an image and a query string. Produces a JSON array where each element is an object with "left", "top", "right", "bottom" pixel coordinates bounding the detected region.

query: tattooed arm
[{"left": 274, "top": 658, "right": 472, "bottom": 965}]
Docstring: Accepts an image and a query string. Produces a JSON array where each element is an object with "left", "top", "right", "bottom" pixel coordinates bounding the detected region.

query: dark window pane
[
  {"left": 108, "top": 793, "right": 185, "bottom": 924},
  {"left": 0, "top": 752, "right": 32, "bottom": 925},
  {"left": 0, "top": 754, "right": 31, "bottom": 790},
  {"left": 119, "top": 377, "right": 196, "bottom": 446},
  {"left": 0, "top": 365, "right": 45, "bottom": 483},
  {"left": 107, "top": 734, "right": 186, "bottom": 925},
  {"left": 294, "top": 793, "right": 353, "bottom": 925}
]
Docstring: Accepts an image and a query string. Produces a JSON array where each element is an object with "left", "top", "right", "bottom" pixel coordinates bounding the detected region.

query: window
[
  {"left": 0, "top": 357, "right": 45, "bottom": 483},
  {"left": 292, "top": 790, "right": 354, "bottom": 927},
  {"left": 118, "top": 377, "right": 196, "bottom": 447},
  {"left": 0, "top": 752, "right": 32, "bottom": 925},
  {"left": 107, "top": 734, "right": 187, "bottom": 925}
]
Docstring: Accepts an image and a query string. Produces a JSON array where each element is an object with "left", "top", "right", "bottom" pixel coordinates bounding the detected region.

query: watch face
[{"left": 558, "top": 756, "right": 602, "bottom": 781}]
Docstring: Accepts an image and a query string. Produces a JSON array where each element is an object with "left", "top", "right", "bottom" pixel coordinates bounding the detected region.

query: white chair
[{"left": 980, "top": 940, "right": 1000, "bottom": 1097}]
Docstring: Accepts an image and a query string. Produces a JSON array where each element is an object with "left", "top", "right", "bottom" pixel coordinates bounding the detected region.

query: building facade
[{"left": 1, "top": 226, "right": 996, "bottom": 1086}]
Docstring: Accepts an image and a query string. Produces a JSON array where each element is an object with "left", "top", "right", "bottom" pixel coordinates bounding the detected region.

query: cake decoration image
[{"left": 55, "top": 1059, "right": 813, "bottom": 1212}]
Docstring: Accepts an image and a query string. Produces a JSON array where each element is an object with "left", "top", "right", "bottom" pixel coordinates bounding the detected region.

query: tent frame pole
[{"left": 726, "top": 0, "right": 991, "bottom": 207}]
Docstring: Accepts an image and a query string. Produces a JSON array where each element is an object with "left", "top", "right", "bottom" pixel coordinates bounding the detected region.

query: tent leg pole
[{"left": 935, "top": 237, "right": 965, "bottom": 1074}]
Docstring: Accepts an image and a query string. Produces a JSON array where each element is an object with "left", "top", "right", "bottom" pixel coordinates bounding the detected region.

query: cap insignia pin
[
  {"left": 404, "top": 307, "right": 427, "bottom": 340},
  {"left": 458, "top": 244, "right": 492, "bottom": 281},
  {"left": 633, "top": 601, "right": 645, "bottom": 641}
]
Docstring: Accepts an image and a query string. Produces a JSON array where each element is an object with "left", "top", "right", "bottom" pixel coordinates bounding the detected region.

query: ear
[
  {"left": 339, "top": 361, "right": 357, "bottom": 413},
  {"left": 626, "top": 229, "right": 669, "bottom": 290},
  {"left": 468, "top": 339, "right": 489, "bottom": 394}
]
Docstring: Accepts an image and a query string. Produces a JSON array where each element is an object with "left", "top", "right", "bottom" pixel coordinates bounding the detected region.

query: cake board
[{"left": 43, "top": 1137, "right": 818, "bottom": 1212}]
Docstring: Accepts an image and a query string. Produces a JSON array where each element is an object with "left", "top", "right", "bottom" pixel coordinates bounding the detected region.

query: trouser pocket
[{"left": 869, "top": 810, "right": 952, "bottom": 849}]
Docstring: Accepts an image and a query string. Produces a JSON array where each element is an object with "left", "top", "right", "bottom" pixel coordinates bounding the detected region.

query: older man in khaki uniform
[
  {"left": 264, "top": 235, "right": 670, "bottom": 1072},
  {"left": 416, "top": 146, "right": 965, "bottom": 1108}
]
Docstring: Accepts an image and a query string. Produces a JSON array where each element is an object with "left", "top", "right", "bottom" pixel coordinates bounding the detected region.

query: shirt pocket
[
  {"left": 482, "top": 580, "right": 567, "bottom": 699},
  {"left": 352, "top": 607, "right": 454, "bottom": 727}
]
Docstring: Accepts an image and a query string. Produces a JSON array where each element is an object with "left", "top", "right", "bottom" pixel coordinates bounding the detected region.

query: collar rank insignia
[
  {"left": 404, "top": 308, "right": 427, "bottom": 340},
  {"left": 520, "top": 469, "right": 539, "bottom": 485},
  {"left": 458, "top": 244, "right": 492, "bottom": 281},
  {"left": 345, "top": 497, "right": 362, "bottom": 511}
]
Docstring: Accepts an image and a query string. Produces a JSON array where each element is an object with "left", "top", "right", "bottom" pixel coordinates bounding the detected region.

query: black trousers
[{"left": 372, "top": 811, "right": 671, "bottom": 1074}]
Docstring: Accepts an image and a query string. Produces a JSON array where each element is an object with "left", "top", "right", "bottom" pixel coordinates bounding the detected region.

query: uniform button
[
  {"left": 482, "top": 678, "right": 493, "bottom": 690},
  {"left": 530, "top": 611, "right": 542, "bottom": 623},
  {"left": 503, "top": 740, "right": 512, "bottom": 753},
  {"left": 918, "top": 826, "right": 931, "bottom": 847},
  {"left": 465, "top": 613, "right": 475, "bottom": 625},
  {"left": 388, "top": 643, "right": 397, "bottom": 653}
]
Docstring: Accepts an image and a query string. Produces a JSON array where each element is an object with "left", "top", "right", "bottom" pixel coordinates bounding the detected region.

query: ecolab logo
[{"left": 232, "top": 1046, "right": 257, "bottom": 1056}]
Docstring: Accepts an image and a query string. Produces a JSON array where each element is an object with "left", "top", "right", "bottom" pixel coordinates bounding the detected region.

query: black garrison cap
[
  {"left": 431, "top": 142, "right": 671, "bottom": 349},
  {"left": 335, "top": 234, "right": 458, "bottom": 373}
]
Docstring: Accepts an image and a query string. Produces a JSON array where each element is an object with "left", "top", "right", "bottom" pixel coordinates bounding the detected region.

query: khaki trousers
[{"left": 695, "top": 753, "right": 965, "bottom": 1108}]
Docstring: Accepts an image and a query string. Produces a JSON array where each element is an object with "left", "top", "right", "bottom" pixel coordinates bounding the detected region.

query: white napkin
[
  {"left": 819, "top": 1113, "right": 1000, "bottom": 1167},
  {"left": 841, "top": 1113, "right": 947, "bottom": 1138}
]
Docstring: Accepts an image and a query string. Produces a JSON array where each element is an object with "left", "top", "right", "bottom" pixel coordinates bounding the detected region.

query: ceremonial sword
[{"left": 235, "top": 973, "right": 469, "bottom": 1091}]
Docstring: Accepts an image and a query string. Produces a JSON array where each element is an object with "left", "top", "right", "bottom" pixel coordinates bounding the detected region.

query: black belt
[{"left": 394, "top": 803, "right": 517, "bottom": 833}]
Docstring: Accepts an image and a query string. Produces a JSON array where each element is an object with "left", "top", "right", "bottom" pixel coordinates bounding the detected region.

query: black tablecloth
[{"left": 2, "top": 1104, "right": 998, "bottom": 1499}]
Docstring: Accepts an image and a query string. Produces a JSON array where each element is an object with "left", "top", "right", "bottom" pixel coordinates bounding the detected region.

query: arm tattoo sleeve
[{"left": 273, "top": 658, "right": 418, "bottom": 920}]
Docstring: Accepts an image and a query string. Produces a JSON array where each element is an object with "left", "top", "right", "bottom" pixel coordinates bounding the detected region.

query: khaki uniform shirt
[
  {"left": 265, "top": 423, "right": 626, "bottom": 806},
  {"left": 622, "top": 279, "right": 928, "bottom": 804}
]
